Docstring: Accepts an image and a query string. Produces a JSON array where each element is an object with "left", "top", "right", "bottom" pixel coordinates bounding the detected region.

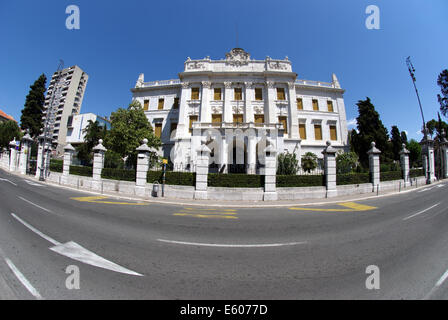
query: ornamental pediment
[{"left": 225, "top": 48, "right": 250, "bottom": 67}]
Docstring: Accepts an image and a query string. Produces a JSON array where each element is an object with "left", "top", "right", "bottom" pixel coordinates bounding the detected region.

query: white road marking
[
  {"left": 10, "top": 213, "right": 142, "bottom": 276},
  {"left": 424, "top": 267, "right": 448, "bottom": 299},
  {"left": 50, "top": 241, "right": 143, "bottom": 276},
  {"left": 402, "top": 203, "right": 441, "bottom": 221},
  {"left": 11, "top": 213, "right": 61, "bottom": 246},
  {"left": 157, "top": 238, "right": 307, "bottom": 248},
  {"left": 18, "top": 196, "right": 52, "bottom": 213},
  {"left": 25, "top": 180, "right": 44, "bottom": 187},
  {"left": 0, "top": 178, "right": 17, "bottom": 186},
  {"left": 4, "top": 258, "right": 43, "bottom": 300}
]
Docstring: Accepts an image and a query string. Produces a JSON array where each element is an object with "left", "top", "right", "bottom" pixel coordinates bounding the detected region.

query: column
[
  {"left": 265, "top": 81, "right": 277, "bottom": 124},
  {"left": 9, "top": 139, "right": 17, "bottom": 172},
  {"left": 200, "top": 81, "right": 211, "bottom": 123},
  {"left": 247, "top": 126, "right": 256, "bottom": 174},
  {"left": 367, "top": 142, "right": 381, "bottom": 190},
  {"left": 420, "top": 136, "right": 435, "bottom": 183},
  {"left": 263, "top": 145, "right": 277, "bottom": 201},
  {"left": 223, "top": 81, "right": 233, "bottom": 123},
  {"left": 92, "top": 139, "right": 107, "bottom": 191},
  {"left": 322, "top": 141, "right": 337, "bottom": 198},
  {"left": 244, "top": 82, "right": 254, "bottom": 123},
  {"left": 399, "top": 143, "right": 410, "bottom": 186},
  {"left": 194, "top": 144, "right": 211, "bottom": 200},
  {"left": 135, "top": 138, "right": 151, "bottom": 197},
  {"left": 441, "top": 131, "right": 448, "bottom": 179},
  {"left": 61, "top": 143, "right": 75, "bottom": 184},
  {"left": 287, "top": 82, "right": 299, "bottom": 139},
  {"left": 176, "top": 82, "right": 190, "bottom": 137},
  {"left": 19, "top": 133, "right": 33, "bottom": 175}
]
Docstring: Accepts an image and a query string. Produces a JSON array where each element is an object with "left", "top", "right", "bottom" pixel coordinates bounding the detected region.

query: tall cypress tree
[
  {"left": 438, "top": 69, "right": 448, "bottom": 118},
  {"left": 20, "top": 74, "right": 47, "bottom": 137},
  {"left": 351, "top": 97, "right": 392, "bottom": 167},
  {"left": 390, "top": 125, "right": 403, "bottom": 161}
]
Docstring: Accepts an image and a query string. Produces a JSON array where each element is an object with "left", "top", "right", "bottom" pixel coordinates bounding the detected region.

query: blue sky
[{"left": 0, "top": 0, "right": 447, "bottom": 140}]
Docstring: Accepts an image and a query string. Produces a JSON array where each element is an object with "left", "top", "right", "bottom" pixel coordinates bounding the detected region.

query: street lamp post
[{"left": 406, "top": 56, "right": 431, "bottom": 184}]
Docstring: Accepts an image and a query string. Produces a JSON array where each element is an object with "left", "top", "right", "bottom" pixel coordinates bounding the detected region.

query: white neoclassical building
[{"left": 131, "top": 48, "right": 349, "bottom": 174}]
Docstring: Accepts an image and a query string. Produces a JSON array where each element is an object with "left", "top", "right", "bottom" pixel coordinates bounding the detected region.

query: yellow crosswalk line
[
  {"left": 70, "top": 196, "right": 148, "bottom": 205},
  {"left": 289, "top": 202, "right": 377, "bottom": 212},
  {"left": 174, "top": 213, "right": 238, "bottom": 219}
]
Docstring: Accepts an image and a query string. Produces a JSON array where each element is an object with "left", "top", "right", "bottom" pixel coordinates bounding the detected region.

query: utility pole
[
  {"left": 39, "top": 60, "right": 64, "bottom": 181},
  {"left": 406, "top": 56, "right": 431, "bottom": 184}
]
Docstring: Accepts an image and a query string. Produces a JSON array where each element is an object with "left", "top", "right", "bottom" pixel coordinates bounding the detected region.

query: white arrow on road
[{"left": 11, "top": 213, "right": 143, "bottom": 276}]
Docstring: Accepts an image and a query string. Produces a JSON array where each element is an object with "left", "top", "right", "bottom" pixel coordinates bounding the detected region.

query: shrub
[
  {"left": 336, "top": 151, "right": 359, "bottom": 174},
  {"left": 409, "top": 168, "right": 424, "bottom": 178},
  {"left": 49, "top": 159, "right": 63, "bottom": 173},
  {"left": 69, "top": 165, "right": 93, "bottom": 177},
  {"left": 101, "top": 168, "right": 136, "bottom": 181},
  {"left": 336, "top": 172, "right": 370, "bottom": 185},
  {"left": 208, "top": 173, "right": 264, "bottom": 188},
  {"left": 276, "top": 175, "right": 325, "bottom": 187},
  {"left": 147, "top": 171, "right": 195, "bottom": 186},
  {"left": 301, "top": 152, "right": 318, "bottom": 173},
  {"left": 380, "top": 171, "right": 402, "bottom": 181},
  {"left": 277, "top": 153, "right": 299, "bottom": 175}
]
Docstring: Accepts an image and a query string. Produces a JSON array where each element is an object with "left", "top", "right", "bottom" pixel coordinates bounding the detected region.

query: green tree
[
  {"left": 105, "top": 100, "right": 161, "bottom": 168},
  {"left": 20, "top": 74, "right": 47, "bottom": 137},
  {"left": 75, "top": 120, "right": 107, "bottom": 165},
  {"left": 350, "top": 97, "right": 393, "bottom": 167},
  {"left": 400, "top": 131, "right": 408, "bottom": 146},
  {"left": 336, "top": 151, "right": 359, "bottom": 174},
  {"left": 408, "top": 139, "right": 422, "bottom": 168},
  {"left": 438, "top": 69, "right": 448, "bottom": 118},
  {"left": 277, "top": 152, "right": 299, "bottom": 175},
  {"left": 301, "top": 152, "right": 318, "bottom": 173},
  {"left": 0, "top": 121, "right": 23, "bottom": 150},
  {"left": 390, "top": 126, "right": 403, "bottom": 161}
]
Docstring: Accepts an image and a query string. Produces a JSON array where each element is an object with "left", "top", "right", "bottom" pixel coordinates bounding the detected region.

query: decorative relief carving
[
  {"left": 232, "top": 105, "right": 243, "bottom": 114},
  {"left": 253, "top": 105, "right": 264, "bottom": 114},
  {"left": 188, "top": 104, "right": 200, "bottom": 115},
  {"left": 224, "top": 81, "right": 232, "bottom": 89},
  {"left": 268, "top": 61, "right": 288, "bottom": 70},
  {"left": 265, "top": 81, "right": 276, "bottom": 89},
  {"left": 287, "top": 82, "right": 295, "bottom": 89},
  {"left": 202, "top": 81, "right": 211, "bottom": 89},
  {"left": 211, "top": 105, "right": 222, "bottom": 114},
  {"left": 244, "top": 81, "right": 253, "bottom": 89},
  {"left": 225, "top": 48, "right": 251, "bottom": 67},
  {"left": 186, "top": 61, "right": 205, "bottom": 70},
  {"left": 181, "top": 82, "right": 190, "bottom": 89}
]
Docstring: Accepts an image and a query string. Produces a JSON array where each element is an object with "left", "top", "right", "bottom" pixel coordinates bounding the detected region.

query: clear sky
[{"left": 1, "top": 0, "right": 447, "bottom": 141}]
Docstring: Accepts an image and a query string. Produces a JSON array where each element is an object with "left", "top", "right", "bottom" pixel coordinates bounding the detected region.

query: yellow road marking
[
  {"left": 183, "top": 208, "right": 237, "bottom": 212},
  {"left": 70, "top": 196, "right": 148, "bottom": 206},
  {"left": 289, "top": 201, "right": 377, "bottom": 212},
  {"left": 178, "top": 210, "right": 238, "bottom": 215},
  {"left": 174, "top": 213, "right": 238, "bottom": 219}
]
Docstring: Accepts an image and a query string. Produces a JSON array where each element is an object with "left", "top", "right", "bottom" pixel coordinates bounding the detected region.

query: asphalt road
[{"left": 1, "top": 169, "right": 448, "bottom": 300}]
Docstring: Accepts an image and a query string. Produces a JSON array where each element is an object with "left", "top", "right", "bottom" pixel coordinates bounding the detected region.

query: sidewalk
[{"left": 6, "top": 169, "right": 443, "bottom": 208}]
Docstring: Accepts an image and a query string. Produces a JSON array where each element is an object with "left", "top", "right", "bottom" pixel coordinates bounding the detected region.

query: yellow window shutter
[
  {"left": 158, "top": 98, "right": 164, "bottom": 110},
  {"left": 297, "top": 98, "right": 303, "bottom": 110},
  {"left": 189, "top": 115, "right": 198, "bottom": 133},
  {"left": 191, "top": 88, "right": 199, "bottom": 100},
  {"left": 313, "top": 99, "right": 319, "bottom": 111},
  {"left": 314, "top": 125, "right": 322, "bottom": 140},
  {"left": 299, "top": 124, "right": 307, "bottom": 139},
  {"left": 233, "top": 114, "right": 243, "bottom": 123},
  {"left": 212, "top": 114, "right": 222, "bottom": 123},
  {"left": 155, "top": 123, "right": 162, "bottom": 138},
  {"left": 144, "top": 100, "right": 149, "bottom": 111},
  {"left": 277, "top": 88, "right": 285, "bottom": 100},
  {"left": 255, "top": 88, "right": 263, "bottom": 100},
  {"left": 255, "top": 114, "right": 264, "bottom": 124},
  {"left": 214, "top": 88, "right": 221, "bottom": 100},
  {"left": 330, "top": 125, "right": 337, "bottom": 140},
  {"left": 234, "top": 88, "right": 242, "bottom": 100},
  {"left": 279, "top": 116, "right": 287, "bottom": 134},
  {"left": 327, "top": 101, "right": 334, "bottom": 112}
]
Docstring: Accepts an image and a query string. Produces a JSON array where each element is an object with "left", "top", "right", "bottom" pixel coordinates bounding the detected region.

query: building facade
[
  {"left": 42, "top": 65, "right": 88, "bottom": 155},
  {"left": 131, "top": 48, "right": 349, "bottom": 174},
  {"left": 65, "top": 113, "right": 110, "bottom": 145},
  {"left": 0, "top": 109, "right": 16, "bottom": 123}
]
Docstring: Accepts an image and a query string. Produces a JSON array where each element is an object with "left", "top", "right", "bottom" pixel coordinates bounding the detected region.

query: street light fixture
[{"left": 406, "top": 56, "right": 431, "bottom": 184}]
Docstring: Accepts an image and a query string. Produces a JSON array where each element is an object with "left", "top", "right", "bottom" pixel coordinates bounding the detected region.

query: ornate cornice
[
  {"left": 224, "top": 81, "right": 232, "bottom": 89},
  {"left": 202, "top": 81, "right": 211, "bottom": 89},
  {"left": 244, "top": 81, "right": 253, "bottom": 89},
  {"left": 265, "top": 81, "right": 276, "bottom": 89},
  {"left": 181, "top": 82, "right": 190, "bottom": 89}
]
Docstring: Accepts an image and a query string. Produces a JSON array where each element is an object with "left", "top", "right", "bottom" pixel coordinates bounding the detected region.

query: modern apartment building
[{"left": 42, "top": 65, "right": 88, "bottom": 155}]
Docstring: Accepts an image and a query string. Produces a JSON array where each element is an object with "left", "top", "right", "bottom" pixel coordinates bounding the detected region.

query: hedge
[
  {"left": 147, "top": 171, "right": 195, "bottom": 186},
  {"left": 49, "top": 159, "right": 63, "bottom": 173},
  {"left": 336, "top": 172, "right": 370, "bottom": 185},
  {"left": 276, "top": 175, "right": 325, "bottom": 187},
  {"left": 409, "top": 168, "right": 424, "bottom": 178},
  {"left": 380, "top": 171, "right": 402, "bottom": 182},
  {"left": 101, "top": 168, "right": 136, "bottom": 181},
  {"left": 69, "top": 165, "right": 93, "bottom": 177},
  {"left": 208, "top": 173, "right": 264, "bottom": 188}
]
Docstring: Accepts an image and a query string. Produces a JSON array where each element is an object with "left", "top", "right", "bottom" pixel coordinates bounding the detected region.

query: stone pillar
[
  {"left": 263, "top": 144, "right": 277, "bottom": 201},
  {"left": 367, "top": 142, "right": 381, "bottom": 190},
  {"left": 399, "top": 143, "right": 410, "bottom": 186},
  {"left": 92, "top": 139, "right": 107, "bottom": 191},
  {"left": 223, "top": 81, "right": 233, "bottom": 123},
  {"left": 287, "top": 82, "right": 299, "bottom": 139},
  {"left": 135, "top": 139, "right": 151, "bottom": 197},
  {"left": 247, "top": 126, "right": 257, "bottom": 174},
  {"left": 176, "top": 82, "right": 190, "bottom": 137},
  {"left": 441, "top": 131, "right": 448, "bottom": 179},
  {"left": 420, "top": 136, "right": 435, "bottom": 183},
  {"left": 322, "top": 141, "right": 337, "bottom": 198},
  {"left": 265, "top": 81, "right": 277, "bottom": 124},
  {"left": 244, "top": 82, "right": 254, "bottom": 123},
  {"left": 194, "top": 144, "right": 211, "bottom": 200},
  {"left": 35, "top": 135, "right": 50, "bottom": 179},
  {"left": 61, "top": 144, "right": 75, "bottom": 184},
  {"left": 9, "top": 139, "right": 17, "bottom": 172},
  {"left": 200, "top": 81, "right": 211, "bottom": 123},
  {"left": 19, "top": 133, "right": 33, "bottom": 175}
]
